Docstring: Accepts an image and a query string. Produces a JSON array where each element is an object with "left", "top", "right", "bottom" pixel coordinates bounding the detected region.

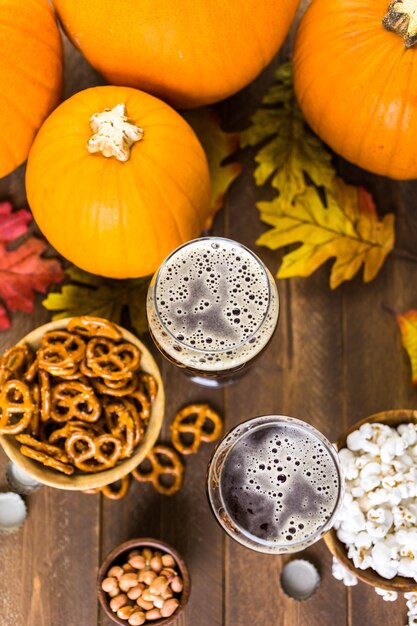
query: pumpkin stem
[
  {"left": 383, "top": 0, "right": 417, "bottom": 47},
  {"left": 87, "top": 103, "right": 144, "bottom": 161}
]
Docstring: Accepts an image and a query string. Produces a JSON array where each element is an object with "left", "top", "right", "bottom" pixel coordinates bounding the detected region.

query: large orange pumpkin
[
  {"left": 294, "top": 0, "right": 417, "bottom": 180},
  {"left": 53, "top": 0, "right": 299, "bottom": 109},
  {"left": 25, "top": 86, "right": 211, "bottom": 278},
  {"left": 0, "top": 0, "right": 63, "bottom": 179}
]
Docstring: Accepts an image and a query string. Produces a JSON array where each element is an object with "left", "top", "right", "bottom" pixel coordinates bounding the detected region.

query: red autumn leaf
[
  {"left": 0, "top": 201, "right": 31, "bottom": 243},
  {"left": 0, "top": 202, "right": 64, "bottom": 331}
]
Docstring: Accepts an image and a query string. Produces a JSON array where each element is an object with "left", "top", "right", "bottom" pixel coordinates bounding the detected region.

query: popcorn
[
  {"left": 374, "top": 587, "right": 398, "bottom": 601},
  {"left": 331, "top": 557, "right": 358, "bottom": 586},
  {"left": 336, "top": 421, "right": 417, "bottom": 587}
]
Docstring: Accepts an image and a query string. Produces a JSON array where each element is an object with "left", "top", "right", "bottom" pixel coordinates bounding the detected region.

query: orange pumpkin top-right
[{"left": 294, "top": 0, "right": 417, "bottom": 179}]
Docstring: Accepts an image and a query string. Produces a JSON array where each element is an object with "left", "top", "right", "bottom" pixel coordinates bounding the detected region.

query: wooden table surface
[{"left": 1, "top": 23, "right": 417, "bottom": 626}]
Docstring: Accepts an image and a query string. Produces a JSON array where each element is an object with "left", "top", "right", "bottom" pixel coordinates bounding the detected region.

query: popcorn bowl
[
  {"left": 0, "top": 318, "right": 165, "bottom": 491},
  {"left": 324, "top": 409, "right": 417, "bottom": 592}
]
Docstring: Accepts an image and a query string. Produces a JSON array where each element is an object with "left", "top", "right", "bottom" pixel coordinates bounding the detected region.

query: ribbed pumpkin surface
[
  {"left": 0, "top": 0, "right": 63, "bottom": 178},
  {"left": 26, "top": 86, "right": 211, "bottom": 278}
]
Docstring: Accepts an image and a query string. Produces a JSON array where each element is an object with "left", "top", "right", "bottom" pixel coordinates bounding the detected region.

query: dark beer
[
  {"left": 146, "top": 237, "right": 279, "bottom": 382},
  {"left": 207, "top": 415, "right": 342, "bottom": 553}
]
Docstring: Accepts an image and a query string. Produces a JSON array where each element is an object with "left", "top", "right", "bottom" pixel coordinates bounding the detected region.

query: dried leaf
[
  {"left": 257, "top": 179, "right": 395, "bottom": 289},
  {"left": 183, "top": 108, "right": 241, "bottom": 229},
  {"left": 396, "top": 310, "right": 417, "bottom": 385},
  {"left": 43, "top": 266, "right": 150, "bottom": 336},
  {"left": 0, "top": 201, "right": 31, "bottom": 243},
  {"left": 0, "top": 203, "right": 64, "bottom": 331},
  {"left": 240, "top": 63, "right": 334, "bottom": 205}
]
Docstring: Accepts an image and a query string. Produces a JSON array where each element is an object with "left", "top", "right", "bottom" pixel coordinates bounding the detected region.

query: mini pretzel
[
  {"left": 130, "top": 390, "right": 151, "bottom": 423},
  {"left": 171, "top": 404, "right": 223, "bottom": 455},
  {"left": 0, "top": 345, "right": 30, "bottom": 387},
  {"left": 86, "top": 338, "right": 140, "bottom": 381},
  {"left": 39, "top": 370, "right": 51, "bottom": 422},
  {"left": 65, "top": 431, "right": 122, "bottom": 472},
  {"left": 101, "top": 475, "right": 131, "bottom": 499},
  {"left": 104, "top": 399, "right": 143, "bottom": 454},
  {"left": 16, "top": 433, "right": 70, "bottom": 464},
  {"left": 91, "top": 376, "right": 138, "bottom": 397},
  {"left": 29, "top": 383, "right": 40, "bottom": 437},
  {"left": 137, "top": 373, "right": 158, "bottom": 403},
  {"left": 132, "top": 445, "right": 184, "bottom": 496},
  {"left": 24, "top": 356, "right": 39, "bottom": 383},
  {"left": 20, "top": 445, "right": 74, "bottom": 475},
  {"left": 51, "top": 381, "right": 101, "bottom": 423},
  {"left": 68, "top": 316, "right": 123, "bottom": 341},
  {"left": 38, "top": 331, "right": 85, "bottom": 377},
  {"left": 0, "top": 379, "right": 34, "bottom": 435}
]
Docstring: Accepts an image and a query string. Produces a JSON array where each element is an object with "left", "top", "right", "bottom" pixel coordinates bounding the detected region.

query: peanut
[
  {"left": 117, "top": 605, "right": 135, "bottom": 620},
  {"left": 123, "top": 563, "right": 136, "bottom": 573},
  {"left": 102, "top": 577, "right": 119, "bottom": 593},
  {"left": 129, "top": 555, "right": 146, "bottom": 570},
  {"left": 145, "top": 608, "right": 162, "bottom": 621},
  {"left": 109, "top": 594, "right": 128, "bottom": 612},
  {"left": 153, "top": 597, "right": 165, "bottom": 610},
  {"left": 108, "top": 587, "right": 121, "bottom": 598},
  {"left": 160, "top": 567, "right": 176, "bottom": 580},
  {"left": 119, "top": 573, "right": 139, "bottom": 591},
  {"left": 161, "top": 554, "right": 175, "bottom": 568},
  {"left": 161, "top": 587, "right": 174, "bottom": 600},
  {"left": 128, "top": 611, "right": 146, "bottom": 626},
  {"left": 170, "top": 575, "right": 183, "bottom": 593},
  {"left": 150, "top": 556, "right": 163, "bottom": 573},
  {"left": 139, "top": 569, "right": 157, "bottom": 585},
  {"left": 142, "top": 548, "right": 153, "bottom": 563},
  {"left": 149, "top": 575, "right": 169, "bottom": 595},
  {"left": 127, "top": 584, "right": 145, "bottom": 601},
  {"left": 161, "top": 598, "right": 180, "bottom": 618},
  {"left": 136, "top": 597, "right": 154, "bottom": 611},
  {"left": 108, "top": 565, "right": 124, "bottom": 580},
  {"left": 128, "top": 550, "right": 141, "bottom": 559}
]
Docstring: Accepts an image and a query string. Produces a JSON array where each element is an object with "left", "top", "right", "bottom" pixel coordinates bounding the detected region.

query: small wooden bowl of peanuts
[{"left": 97, "top": 538, "right": 190, "bottom": 626}]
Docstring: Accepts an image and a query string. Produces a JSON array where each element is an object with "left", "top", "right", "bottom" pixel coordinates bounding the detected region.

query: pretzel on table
[
  {"left": 170, "top": 403, "right": 223, "bottom": 455},
  {"left": 132, "top": 445, "right": 184, "bottom": 496}
]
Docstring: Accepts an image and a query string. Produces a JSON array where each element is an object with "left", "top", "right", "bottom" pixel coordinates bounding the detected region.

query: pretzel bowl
[
  {"left": 0, "top": 318, "right": 165, "bottom": 491},
  {"left": 324, "top": 409, "right": 417, "bottom": 592}
]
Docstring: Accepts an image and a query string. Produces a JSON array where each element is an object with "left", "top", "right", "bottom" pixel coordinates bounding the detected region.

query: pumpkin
[
  {"left": 0, "top": 0, "right": 63, "bottom": 179},
  {"left": 52, "top": 0, "right": 299, "bottom": 109},
  {"left": 25, "top": 86, "right": 211, "bottom": 279},
  {"left": 293, "top": 0, "right": 417, "bottom": 179}
]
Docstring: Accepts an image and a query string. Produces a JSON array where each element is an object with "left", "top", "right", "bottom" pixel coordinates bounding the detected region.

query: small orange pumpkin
[
  {"left": 53, "top": 0, "right": 299, "bottom": 109},
  {"left": 294, "top": 0, "right": 417, "bottom": 179},
  {"left": 25, "top": 86, "right": 211, "bottom": 279},
  {"left": 0, "top": 0, "right": 63, "bottom": 179}
]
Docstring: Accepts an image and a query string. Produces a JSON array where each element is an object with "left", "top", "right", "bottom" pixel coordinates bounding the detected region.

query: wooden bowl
[
  {"left": 324, "top": 409, "right": 417, "bottom": 592},
  {"left": 0, "top": 318, "right": 165, "bottom": 491},
  {"left": 97, "top": 537, "right": 191, "bottom": 626}
]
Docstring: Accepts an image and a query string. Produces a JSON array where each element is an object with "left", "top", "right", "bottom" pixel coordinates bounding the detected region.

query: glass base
[{"left": 182, "top": 366, "right": 249, "bottom": 388}]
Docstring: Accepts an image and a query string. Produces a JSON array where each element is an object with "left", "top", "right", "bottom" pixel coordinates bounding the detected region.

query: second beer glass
[{"left": 146, "top": 237, "right": 279, "bottom": 386}]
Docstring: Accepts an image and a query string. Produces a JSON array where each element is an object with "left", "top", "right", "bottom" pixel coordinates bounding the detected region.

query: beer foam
[
  {"left": 147, "top": 238, "right": 279, "bottom": 372},
  {"left": 219, "top": 420, "right": 341, "bottom": 550}
]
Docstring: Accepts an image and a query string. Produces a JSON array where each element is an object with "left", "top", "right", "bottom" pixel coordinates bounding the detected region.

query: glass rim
[
  {"left": 150, "top": 236, "right": 277, "bottom": 354},
  {"left": 206, "top": 414, "right": 343, "bottom": 554}
]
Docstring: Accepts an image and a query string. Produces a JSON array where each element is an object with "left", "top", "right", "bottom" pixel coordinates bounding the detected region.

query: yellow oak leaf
[
  {"left": 257, "top": 179, "right": 395, "bottom": 289},
  {"left": 240, "top": 63, "right": 334, "bottom": 205},
  {"left": 396, "top": 311, "right": 417, "bottom": 385},
  {"left": 183, "top": 108, "right": 241, "bottom": 229}
]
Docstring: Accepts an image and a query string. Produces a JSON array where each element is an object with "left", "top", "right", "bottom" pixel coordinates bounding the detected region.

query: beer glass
[
  {"left": 207, "top": 415, "right": 343, "bottom": 554},
  {"left": 146, "top": 237, "right": 279, "bottom": 386}
]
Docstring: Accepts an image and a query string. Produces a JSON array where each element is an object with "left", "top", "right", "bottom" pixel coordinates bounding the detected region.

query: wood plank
[
  {"left": 221, "top": 145, "right": 348, "bottom": 624},
  {"left": 341, "top": 171, "right": 417, "bottom": 626}
]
